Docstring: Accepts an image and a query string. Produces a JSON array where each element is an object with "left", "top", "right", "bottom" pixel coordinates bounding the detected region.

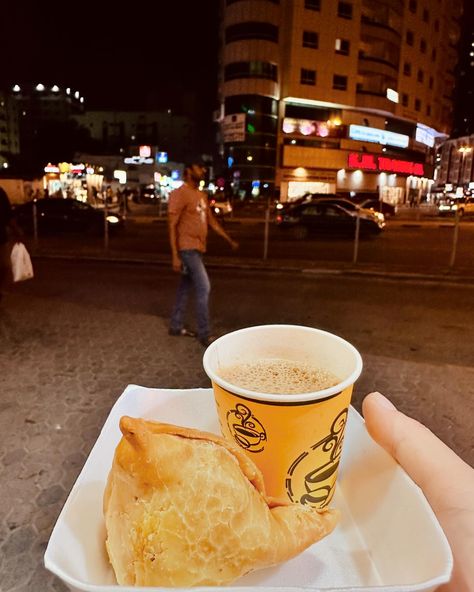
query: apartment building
[{"left": 218, "top": 0, "right": 462, "bottom": 203}]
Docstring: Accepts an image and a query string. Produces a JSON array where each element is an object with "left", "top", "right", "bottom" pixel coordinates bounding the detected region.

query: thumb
[{"left": 362, "top": 392, "right": 472, "bottom": 513}]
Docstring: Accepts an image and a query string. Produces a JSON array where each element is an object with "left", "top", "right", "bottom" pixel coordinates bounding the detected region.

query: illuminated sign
[
  {"left": 348, "top": 153, "right": 425, "bottom": 176},
  {"left": 386, "top": 88, "right": 399, "bottom": 103},
  {"left": 44, "top": 164, "right": 60, "bottom": 173},
  {"left": 157, "top": 151, "right": 168, "bottom": 163},
  {"left": 139, "top": 145, "right": 152, "bottom": 158},
  {"left": 114, "top": 170, "right": 127, "bottom": 184},
  {"left": 416, "top": 126, "right": 435, "bottom": 147},
  {"left": 349, "top": 125, "right": 409, "bottom": 148},
  {"left": 124, "top": 156, "right": 154, "bottom": 165},
  {"left": 283, "top": 117, "right": 330, "bottom": 138}
]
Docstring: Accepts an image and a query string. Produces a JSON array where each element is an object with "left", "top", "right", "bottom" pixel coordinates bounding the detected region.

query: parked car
[
  {"left": 361, "top": 199, "right": 397, "bottom": 218},
  {"left": 438, "top": 197, "right": 474, "bottom": 217},
  {"left": 276, "top": 201, "right": 385, "bottom": 239},
  {"left": 275, "top": 194, "right": 388, "bottom": 223},
  {"left": 309, "top": 196, "right": 386, "bottom": 224},
  {"left": 14, "top": 198, "right": 124, "bottom": 235}
]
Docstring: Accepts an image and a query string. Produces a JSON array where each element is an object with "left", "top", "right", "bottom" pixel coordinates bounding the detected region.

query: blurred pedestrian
[
  {"left": 0, "top": 186, "right": 22, "bottom": 302},
  {"left": 168, "top": 163, "right": 238, "bottom": 347}
]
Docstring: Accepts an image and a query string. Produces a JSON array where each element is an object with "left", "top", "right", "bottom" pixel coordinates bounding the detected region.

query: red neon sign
[{"left": 348, "top": 152, "right": 425, "bottom": 176}]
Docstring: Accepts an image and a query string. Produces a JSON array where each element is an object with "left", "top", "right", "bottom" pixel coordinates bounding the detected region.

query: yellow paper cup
[{"left": 203, "top": 325, "right": 363, "bottom": 508}]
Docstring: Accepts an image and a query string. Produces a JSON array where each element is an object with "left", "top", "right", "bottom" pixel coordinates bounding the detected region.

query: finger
[{"left": 362, "top": 392, "right": 474, "bottom": 511}]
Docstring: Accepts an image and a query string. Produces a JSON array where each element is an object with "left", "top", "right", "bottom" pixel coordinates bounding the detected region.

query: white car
[{"left": 438, "top": 197, "right": 474, "bottom": 217}]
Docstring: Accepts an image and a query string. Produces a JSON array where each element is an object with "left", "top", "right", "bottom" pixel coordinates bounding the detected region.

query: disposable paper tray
[{"left": 45, "top": 385, "right": 452, "bottom": 591}]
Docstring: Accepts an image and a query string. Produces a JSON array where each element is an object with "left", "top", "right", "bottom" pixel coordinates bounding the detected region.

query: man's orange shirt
[{"left": 168, "top": 184, "right": 209, "bottom": 252}]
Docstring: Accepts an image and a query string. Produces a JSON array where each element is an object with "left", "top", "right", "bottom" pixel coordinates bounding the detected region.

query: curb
[{"left": 31, "top": 251, "right": 474, "bottom": 286}]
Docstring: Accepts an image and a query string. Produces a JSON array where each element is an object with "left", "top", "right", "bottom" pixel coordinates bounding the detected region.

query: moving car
[
  {"left": 438, "top": 197, "right": 474, "bottom": 217},
  {"left": 276, "top": 201, "right": 385, "bottom": 239},
  {"left": 14, "top": 198, "right": 124, "bottom": 235}
]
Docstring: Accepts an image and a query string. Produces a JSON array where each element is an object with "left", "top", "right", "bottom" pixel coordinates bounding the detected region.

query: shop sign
[
  {"left": 222, "top": 114, "right": 246, "bottom": 143},
  {"left": 139, "top": 145, "right": 152, "bottom": 158},
  {"left": 124, "top": 156, "right": 154, "bottom": 165},
  {"left": 349, "top": 125, "right": 409, "bottom": 148},
  {"left": 157, "top": 151, "right": 168, "bottom": 163},
  {"left": 416, "top": 126, "right": 435, "bottom": 147},
  {"left": 348, "top": 152, "right": 425, "bottom": 176},
  {"left": 283, "top": 117, "right": 330, "bottom": 138}
]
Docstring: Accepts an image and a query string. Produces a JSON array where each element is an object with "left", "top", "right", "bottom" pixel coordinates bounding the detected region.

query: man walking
[{"left": 168, "top": 163, "right": 238, "bottom": 347}]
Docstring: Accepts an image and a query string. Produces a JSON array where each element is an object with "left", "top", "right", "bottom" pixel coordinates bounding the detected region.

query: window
[
  {"left": 426, "top": 104, "right": 431, "bottom": 116},
  {"left": 303, "top": 31, "right": 319, "bottom": 49},
  {"left": 420, "top": 39, "right": 427, "bottom": 53},
  {"left": 305, "top": 0, "right": 320, "bottom": 9},
  {"left": 417, "top": 69, "right": 424, "bottom": 83},
  {"left": 300, "top": 68, "right": 316, "bottom": 85},
  {"left": 406, "top": 30, "right": 414, "bottom": 46},
  {"left": 402, "top": 93, "right": 409, "bottom": 106},
  {"left": 409, "top": 0, "right": 417, "bottom": 13},
  {"left": 403, "top": 62, "right": 412, "bottom": 76},
  {"left": 335, "top": 38, "right": 350, "bottom": 55},
  {"left": 225, "top": 22, "right": 279, "bottom": 43},
  {"left": 415, "top": 98, "right": 421, "bottom": 111},
  {"left": 224, "top": 61, "right": 278, "bottom": 81},
  {"left": 333, "top": 74, "right": 348, "bottom": 90},
  {"left": 337, "top": 2, "right": 353, "bottom": 19},
  {"left": 429, "top": 76, "right": 434, "bottom": 89},
  {"left": 431, "top": 48, "right": 437, "bottom": 61},
  {"left": 422, "top": 8, "right": 429, "bottom": 22}
]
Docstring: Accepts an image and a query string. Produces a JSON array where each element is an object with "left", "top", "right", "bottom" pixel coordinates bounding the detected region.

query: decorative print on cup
[
  {"left": 226, "top": 403, "right": 267, "bottom": 453},
  {"left": 285, "top": 408, "right": 348, "bottom": 508}
]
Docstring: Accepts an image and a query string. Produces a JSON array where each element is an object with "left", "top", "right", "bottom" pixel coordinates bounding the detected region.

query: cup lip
[{"left": 203, "top": 324, "right": 363, "bottom": 403}]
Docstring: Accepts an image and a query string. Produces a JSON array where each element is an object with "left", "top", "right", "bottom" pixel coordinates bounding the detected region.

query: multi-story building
[
  {"left": 217, "top": 0, "right": 462, "bottom": 203},
  {"left": 0, "top": 92, "right": 20, "bottom": 168},
  {"left": 74, "top": 111, "right": 196, "bottom": 163}
]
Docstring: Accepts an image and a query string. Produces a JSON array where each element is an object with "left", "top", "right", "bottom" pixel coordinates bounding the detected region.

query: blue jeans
[{"left": 170, "top": 250, "right": 211, "bottom": 339}]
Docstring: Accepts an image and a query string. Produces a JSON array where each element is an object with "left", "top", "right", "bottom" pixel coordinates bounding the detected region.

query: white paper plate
[{"left": 44, "top": 385, "right": 452, "bottom": 591}]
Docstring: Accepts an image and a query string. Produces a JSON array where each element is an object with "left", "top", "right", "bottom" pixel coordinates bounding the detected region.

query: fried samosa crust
[{"left": 103, "top": 416, "right": 339, "bottom": 587}]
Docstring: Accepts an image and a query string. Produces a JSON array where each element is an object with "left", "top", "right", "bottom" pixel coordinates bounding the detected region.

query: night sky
[{"left": 1, "top": 1, "right": 219, "bottom": 119}]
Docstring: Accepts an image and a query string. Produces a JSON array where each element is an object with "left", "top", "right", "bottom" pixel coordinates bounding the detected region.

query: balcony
[
  {"left": 358, "top": 52, "right": 399, "bottom": 75},
  {"left": 360, "top": 16, "right": 401, "bottom": 46},
  {"left": 355, "top": 89, "right": 396, "bottom": 113}
]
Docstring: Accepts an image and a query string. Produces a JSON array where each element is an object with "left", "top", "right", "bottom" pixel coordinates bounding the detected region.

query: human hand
[
  {"left": 172, "top": 255, "right": 181, "bottom": 273},
  {"left": 362, "top": 392, "right": 474, "bottom": 591}
]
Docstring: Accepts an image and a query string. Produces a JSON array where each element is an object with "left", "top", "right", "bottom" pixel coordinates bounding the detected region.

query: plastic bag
[{"left": 10, "top": 242, "right": 34, "bottom": 283}]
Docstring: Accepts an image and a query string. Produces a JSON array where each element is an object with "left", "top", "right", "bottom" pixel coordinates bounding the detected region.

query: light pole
[{"left": 457, "top": 146, "right": 472, "bottom": 194}]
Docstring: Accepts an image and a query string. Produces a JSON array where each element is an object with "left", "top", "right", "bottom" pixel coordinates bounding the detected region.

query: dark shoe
[
  {"left": 198, "top": 335, "right": 216, "bottom": 348},
  {"left": 168, "top": 328, "right": 196, "bottom": 338}
]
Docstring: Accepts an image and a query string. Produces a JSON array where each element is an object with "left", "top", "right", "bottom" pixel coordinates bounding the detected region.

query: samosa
[{"left": 104, "top": 416, "right": 339, "bottom": 587}]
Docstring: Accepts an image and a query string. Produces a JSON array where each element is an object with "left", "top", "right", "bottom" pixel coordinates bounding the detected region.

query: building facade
[
  {"left": 217, "top": 0, "right": 462, "bottom": 203},
  {"left": 74, "top": 111, "right": 196, "bottom": 163},
  {"left": 0, "top": 92, "right": 20, "bottom": 169}
]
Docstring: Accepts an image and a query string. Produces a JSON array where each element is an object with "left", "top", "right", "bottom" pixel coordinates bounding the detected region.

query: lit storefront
[
  {"left": 43, "top": 162, "right": 104, "bottom": 202},
  {"left": 277, "top": 108, "right": 439, "bottom": 204}
]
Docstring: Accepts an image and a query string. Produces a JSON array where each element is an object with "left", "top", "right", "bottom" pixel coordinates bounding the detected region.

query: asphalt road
[
  {"left": 6, "top": 258, "right": 474, "bottom": 463},
  {"left": 28, "top": 217, "right": 474, "bottom": 272},
  {"left": 1, "top": 258, "right": 473, "bottom": 591}
]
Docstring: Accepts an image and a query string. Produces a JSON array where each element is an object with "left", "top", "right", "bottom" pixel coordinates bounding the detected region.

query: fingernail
[{"left": 369, "top": 391, "right": 397, "bottom": 411}]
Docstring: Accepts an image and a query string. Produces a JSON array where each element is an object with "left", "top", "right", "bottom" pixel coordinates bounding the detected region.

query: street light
[{"left": 458, "top": 146, "right": 472, "bottom": 194}]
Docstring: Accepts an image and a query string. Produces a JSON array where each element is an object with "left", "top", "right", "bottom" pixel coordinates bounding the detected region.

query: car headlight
[
  {"left": 451, "top": 204, "right": 458, "bottom": 210},
  {"left": 376, "top": 212, "right": 385, "bottom": 222},
  {"left": 106, "top": 215, "right": 120, "bottom": 224}
]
